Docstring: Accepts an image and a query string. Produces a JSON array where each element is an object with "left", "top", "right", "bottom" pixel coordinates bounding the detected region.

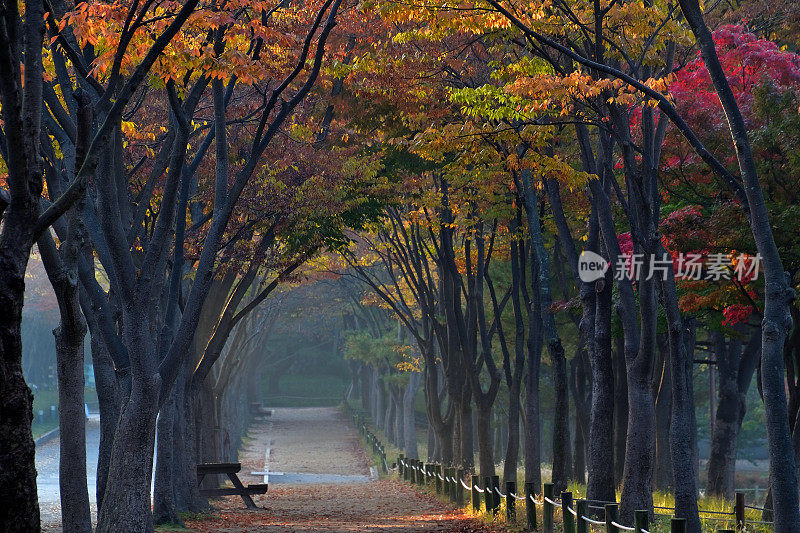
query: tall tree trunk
[
  {"left": 427, "top": 422, "right": 437, "bottom": 462},
  {"left": 53, "top": 288, "right": 91, "bottom": 533},
  {"left": 707, "top": 327, "right": 761, "bottom": 499},
  {"left": 653, "top": 344, "right": 673, "bottom": 492},
  {"left": 660, "top": 262, "right": 701, "bottom": 531},
  {"left": 588, "top": 269, "right": 616, "bottom": 502},
  {"left": 476, "top": 403, "right": 494, "bottom": 479},
  {"left": 96, "top": 311, "right": 160, "bottom": 533},
  {"left": 613, "top": 335, "right": 628, "bottom": 486},
  {"left": 0, "top": 0, "right": 46, "bottom": 526},
  {"left": 153, "top": 390, "right": 181, "bottom": 525},
  {"left": 385, "top": 388, "right": 396, "bottom": 444},
  {"left": 678, "top": 2, "right": 800, "bottom": 529},
  {"left": 39, "top": 197, "right": 92, "bottom": 533},
  {"left": 459, "top": 389, "right": 474, "bottom": 472},
  {"left": 395, "top": 385, "right": 405, "bottom": 450},
  {"left": 89, "top": 323, "right": 120, "bottom": 512},
  {"left": 96, "top": 375, "right": 160, "bottom": 532},
  {"left": 403, "top": 371, "right": 420, "bottom": 460},
  {"left": 0, "top": 263, "right": 41, "bottom": 532},
  {"left": 571, "top": 353, "right": 588, "bottom": 484},
  {"left": 551, "top": 341, "right": 571, "bottom": 494},
  {"left": 524, "top": 307, "right": 543, "bottom": 491},
  {"left": 619, "top": 276, "right": 657, "bottom": 522},
  {"left": 504, "top": 388, "right": 522, "bottom": 484},
  {"left": 361, "top": 364, "right": 371, "bottom": 411}
]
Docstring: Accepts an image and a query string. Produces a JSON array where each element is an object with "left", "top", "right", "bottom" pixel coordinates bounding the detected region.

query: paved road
[{"left": 37, "top": 415, "right": 100, "bottom": 529}]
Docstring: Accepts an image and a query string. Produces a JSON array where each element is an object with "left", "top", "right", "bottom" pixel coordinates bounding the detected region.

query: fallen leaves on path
[{"left": 171, "top": 479, "right": 503, "bottom": 532}]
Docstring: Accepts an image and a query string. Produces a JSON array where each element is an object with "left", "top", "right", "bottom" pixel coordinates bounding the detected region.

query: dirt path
[{"left": 176, "top": 407, "right": 500, "bottom": 532}]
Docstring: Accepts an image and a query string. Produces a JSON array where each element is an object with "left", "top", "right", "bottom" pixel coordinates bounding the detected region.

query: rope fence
[{"left": 343, "top": 401, "right": 771, "bottom": 533}]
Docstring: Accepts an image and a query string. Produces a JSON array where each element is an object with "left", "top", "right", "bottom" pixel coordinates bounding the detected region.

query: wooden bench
[{"left": 196, "top": 462, "right": 268, "bottom": 509}]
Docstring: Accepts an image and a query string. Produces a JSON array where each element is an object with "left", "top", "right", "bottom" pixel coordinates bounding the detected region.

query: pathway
[
  {"left": 38, "top": 415, "right": 100, "bottom": 530},
  {"left": 175, "top": 407, "right": 500, "bottom": 532}
]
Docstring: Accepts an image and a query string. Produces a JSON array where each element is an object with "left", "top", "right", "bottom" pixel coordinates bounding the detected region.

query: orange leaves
[{"left": 53, "top": 0, "right": 345, "bottom": 90}]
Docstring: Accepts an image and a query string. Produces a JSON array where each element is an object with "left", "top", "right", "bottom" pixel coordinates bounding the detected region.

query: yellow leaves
[{"left": 120, "top": 120, "right": 137, "bottom": 136}]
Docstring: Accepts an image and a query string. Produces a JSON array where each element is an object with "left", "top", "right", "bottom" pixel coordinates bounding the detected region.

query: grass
[
  {"left": 260, "top": 373, "right": 347, "bottom": 407},
  {"left": 31, "top": 389, "right": 59, "bottom": 439},
  {"left": 30, "top": 386, "right": 98, "bottom": 439}
]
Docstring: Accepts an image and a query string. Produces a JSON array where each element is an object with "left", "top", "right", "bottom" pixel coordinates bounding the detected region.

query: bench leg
[{"left": 226, "top": 473, "right": 258, "bottom": 509}]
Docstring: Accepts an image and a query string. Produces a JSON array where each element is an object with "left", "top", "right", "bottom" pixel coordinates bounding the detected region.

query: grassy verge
[
  {"left": 261, "top": 373, "right": 346, "bottom": 407},
  {"left": 345, "top": 404, "right": 774, "bottom": 533},
  {"left": 31, "top": 386, "right": 98, "bottom": 440}
]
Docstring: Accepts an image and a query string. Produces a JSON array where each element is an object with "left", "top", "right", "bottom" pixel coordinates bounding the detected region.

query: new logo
[{"left": 578, "top": 251, "right": 609, "bottom": 283}]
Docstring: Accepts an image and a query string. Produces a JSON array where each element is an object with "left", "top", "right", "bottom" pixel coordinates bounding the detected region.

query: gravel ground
[{"left": 174, "top": 407, "right": 501, "bottom": 532}]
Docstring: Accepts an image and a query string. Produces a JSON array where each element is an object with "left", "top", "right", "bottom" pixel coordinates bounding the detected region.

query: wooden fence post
[
  {"left": 451, "top": 469, "right": 458, "bottom": 502},
  {"left": 576, "top": 499, "right": 588, "bottom": 533},
  {"left": 471, "top": 475, "right": 481, "bottom": 513},
  {"left": 543, "top": 483, "right": 554, "bottom": 533},
  {"left": 671, "top": 518, "right": 687, "bottom": 533},
  {"left": 734, "top": 492, "right": 745, "bottom": 530},
  {"left": 525, "top": 482, "right": 538, "bottom": 531},
  {"left": 484, "top": 476, "right": 493, "bottom": 517},
  {"left": 398, "top": 454, "right": 404, "bottom": 478},
  {"left": 506, "top": 481, "right": 516, "bottom": 523},
  {"left": 634, "top": 510, "right": 648, "bottom": 533},
  {"left": 446, "top": 467, "right": 453, "bottom": 499},
  {"left": 562, "top": 491, "right": 574, "bottom": 533},
  {"left": 605, "top": 503, "right": 618, "bottom": 533}
]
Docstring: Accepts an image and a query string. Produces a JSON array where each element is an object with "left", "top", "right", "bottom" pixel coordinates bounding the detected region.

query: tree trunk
[
  {"left": 658, "top": 261, "right": 701, "bottom": 532},
  {"left": 361, "top": 364, "right": 371, "bottom": 411},
  {"left": 551, "top": 340, "right": 571, "bottom": 494},
  {"left": 153, "top": 390, "right": 181, "bottom": 525},
  {"left": 476, "top": 404, "right": 494, "bottom": 479},
  {"left": 0, "top": 248, "right": 41, "bottom": 533},
  {"left": 38, "top": 224, "right": 92, "bottom": 533},
  {"left": 504, "top": 386, "right": 522, "bottom": 484},
  {"left": 678, "top": 2, "right": 800, "bottom": 529},
  {"left": 653, "top": 345, "right": 673, "bottom": 492},
  {"left": 96, "top": 373, "right": 160, "bottom": 532},
  {"left": 427, "top": 422, "right": 437, "bottom": 462},
  {"left": 619, "top": 275, "right": 657, "bottom": 523},
  {"left": 385, "top": 388, "right": 396, "bottom": 443},
  {"left": 613, "top": 335, "right": 628, "bottom": 486},
  {"left": 588, "top": 271, "right": 616, "bottom": 502},
  {"left": 395, "top": 385, "right": 405, "bottom": 450},
  {"left": 524, "top": 319, "right": 543, "bottom": 490},
  {"left": 404, "top": 371, "right": 420, "bottom": 460},
  {"left": 459, "top": 390, "right": 474, "bottom": 472},
  {"left": 90, "top": 325, "right": 120, "bottom": 512},
  {"left": 571, "top": 359, "right": 587, "bottom": 484},
  {"left": 54, "top": 300, "right": 91, "bottom": 533},
  {"left": 707, "top": 327, "right": 761, "bottom": 499}
]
